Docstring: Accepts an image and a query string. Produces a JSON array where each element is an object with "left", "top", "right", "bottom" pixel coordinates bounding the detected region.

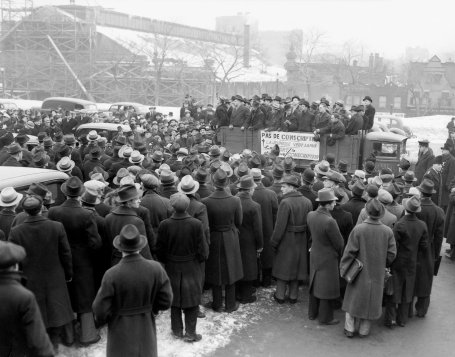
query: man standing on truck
[
  {"left": 298, "top": 100, "right": 314, "bottom": 132},
  {"left": 230, "top": 95, "right": 250, "bottom": 129},
  {"left": 314, "top": 114, "right": 346, "bottom": 146},
  {"left": 362, "top": 96, "right": 376, "bottom": 131}
]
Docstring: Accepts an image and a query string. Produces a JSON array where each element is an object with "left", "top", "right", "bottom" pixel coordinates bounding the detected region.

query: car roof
[
  {"left": 0, "top": 167, "right": 69, "bottom": 190},
  {"left": 366, "top": 131, "right": 407, "bottom": 143},
  {"left": 42, "top": 97, "right": 96, "bottom": 105},
  {"left": 109, "top": 102, "right": 146, "bottom": 107}
]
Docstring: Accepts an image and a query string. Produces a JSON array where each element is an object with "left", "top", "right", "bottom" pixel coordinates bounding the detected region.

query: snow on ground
[{"left": 56, "top": 288, "right": 275, "bottom": 357}]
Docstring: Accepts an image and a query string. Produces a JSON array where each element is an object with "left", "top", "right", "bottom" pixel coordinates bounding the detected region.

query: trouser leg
[
  {"left": 262, "top": 268, "right": 272, "bottom": 287},
  {"left": 344, "top": 312, "right": 356, "bottom": 333},
  {"left": 184, "top": 306, "right": 199, "bottom": 336},
  {"left": 359, "top": 319, "right": 372, "bottom": 336},
  {"left": 225, "top": 283, "right": 236, "bottom": 311},
  {"left": 289, "top": 280, "right": 299, "bottom": 300},
  {"left": 275, "top": 279, "right": 287, "bottom": 300},
  {"left": 79, "top": 312, "right": 99, "bottom": 343},
  {"left": 212, "top": 285, "right": 223, "bottom": 310},
  {"left": 384, "top": 295, "right": 396, "bottom": 324},
  {"left": 171, "top": 307, "right": 183, "bottom": 335},
  {"left": 318, "top": 299, "right": 334, "bottom": 324},
  {"left": 415, "top": 296, "right": 430, "bottom": 316},
  {"left": 308, "top": 293, "right": 319, "bottom": 319},
  {"left": 397, "top": 303, "right": 410, "bottom": 325}
]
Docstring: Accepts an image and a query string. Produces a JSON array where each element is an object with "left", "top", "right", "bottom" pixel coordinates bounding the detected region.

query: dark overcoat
[
  {"left": 237, "top": 192, "right": 263, "bottom": 281},
  {"left": 1, "top": 156, "right": 23, "bottom": 167},
  {"left": 330, "top": 204, "right": 354, "bottom": 245},
  {"left": 230, "top": 105, "right": 250, "bottom": 127},
  {"left": 187, "top": 196, "right": 210, "bottom": 245},
  {"left": 0, "top": 271, "right": 54, "bottom": 357},
  {"left": 9, "top": 216, "right": 73, "bottom": 328},
  {"left": 391, "top": 214, "right": 428, "bottom": 304},
  {"left": 140, "top": 189, "right": 173, "bottom": 236},
  {"left": 159, "top": 185, "right": 178, "bottom": 199},
  {"left": 341, "top": 219, "right": 396, "bottom": 319},
  {"left": 444, "top": 192, "right": 455, "bottom": 245},
  {"left": 196, "top": 183, "right": 214, "bottom": 199},
  {"left": 156, "top": 213, "right": 208, "bottom": 308},
  {"left": 202, "top": 189, "right": 244, "bottom": 285},
  {"left": 92, "top": 255, "right": 173, "bottom": 357},
  {"left": 48, "top": 198, "right": 101, "bottom": 313},
  {"left": 415, "top": 198, "right": 444, "bottom": 297},
  {"left": 105, "top": 206, "right": 153, "bottom": 265},
  {"left": 271, "top": 191, "right": 312, "bottom": 282},
  {"left": 268, "top": 182, "right": 282, "bottom": 202},
  {"left": 252, "top": 183, "right": 278, "bottom": 270},
  {"left": 297, "top": 185, "right": 318, "bottom": 210},
  {"left": 341, "top": 196, "right": 366, "bottom": 224},
  {"left": 0, "top": 207, "right": 16, "bottom": 240},
  {"left": 307, "top": 207, "right": 344, "bottom": 299},
  {"left": 415, "top": 149, "right": 435, "bottom": 184},
  {"left": 82, "top": 158, "right": 105, "bottom": 181},
  {"left": 441, "top": 153, "right": 455, "bottom": 207}
]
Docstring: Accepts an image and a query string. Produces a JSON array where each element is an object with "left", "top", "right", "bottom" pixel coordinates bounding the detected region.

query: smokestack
[{"left": 243, "top": 24, "right": 250, "bottom": 68}]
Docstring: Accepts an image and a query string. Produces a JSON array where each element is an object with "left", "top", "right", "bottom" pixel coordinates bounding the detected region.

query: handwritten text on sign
[{"left": 260, "top": 131, "right": 320, "bottom": 160}]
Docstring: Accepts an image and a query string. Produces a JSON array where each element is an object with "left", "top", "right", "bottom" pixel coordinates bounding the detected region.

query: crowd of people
[{"left": 0, "top": 93, "right": 453, "bottom": 357}]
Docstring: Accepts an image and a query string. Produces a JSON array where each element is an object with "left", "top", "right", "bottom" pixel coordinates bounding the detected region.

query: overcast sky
[{"left": 32, "top": 0, "right": 454, "bottom": 59}]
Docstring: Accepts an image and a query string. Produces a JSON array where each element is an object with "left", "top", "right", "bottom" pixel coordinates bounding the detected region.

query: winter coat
[
  {"left": 341, "top": 196, "right": 366, "bottom": 224},
  {"left": 415, "top": 149, "right": 435, "bottom": 185},
  {"left": 140, "top": 189, "right": 173, "bottom": 236},
  {"left": 230, "top": 105, "right": 250, "bottom": 127},
  {"left": 279, "top": 111, "right": 299, "bottom": 132},
  {"left": 187, "top": 196, "right": 210, "bottom": 245},
  {"left": 252, "top": 183, "right": 278, "bottom": 270},
  {"left": 344, "top": 113, "right": 364, "bottom": 135},
  {"left": 215, "top": 104, "right": 230, "bottom": 127},
  {"left": 202, "top": 189, "right": 244, "bottom": 285},
  {"left": 105, "top": 206, "right": 153, "bottom": 265},
  {"left": 156, "top": 213, "right": 208, "bottom": 308},
  {"left": 319, "top": 120, "right": 346, "bottom": 145},
  {"left": 9, "top": 216, "right": 73, "bottom": 328},
  {"left": 82, "top": 158, "right": 105, "bottom": 181},
  {"left": 391, "top": 214, "right": 428, "bottom": 304},
  {"left": 441, "top": 153, "right": 455, "bottom": 207},
  {"left": 237, "top": 192, "right": 263, "bottom": 281},
  {"left": 0, "top": 271, "right": 54, "bottom": 357},
  {"left": 297, "top": 185, "right": 318, "bottom": 210},
  {"left": 0, "top": 207, "right": 16, "bottom": 240},
  {"left": 415, "top": 197, "right": 444, "bottom": 297},
  {"left": 341, "top": 218, "right": 396, "bottom": 319},
  {"left": 363, "top": 104, "right": 376, "bottom": 130},
  {"left": 246, "top": 108, "right": 265, "bottom": 130},
  {"left": 271, "top": 191, "right": 312, "bottom": 282},
  {"left": 196, "top": 183, "right": 214, "bottom": 199},
  {"left": 159, "top": 185, "right": 178, "bottom": 199},
  {"left": 308, "top": 207, "right": 344, "bottom": 299},
  {"left": 48, "top": 198, "right": 101, "bottom": 313},
  {"left": 92, "top": 254, "right": 173, "bottom": 357},
  {"left": 298, "top": 111, "right": 315, "bottom": 132},
  {"left": 445, "top": 193, "right": 455, "bottom": 245},
  {"left": 330, "top": 204, "right": 354, "bottom": 245},
  {"left": 357, "top": 206, "right": 397, "bottom": 228},
  {"left": 269, "top": 182, "right": 283, "bottom": 202},
  {"left": 386, "top": 201, "right": 404, "bottom": 220},
  {"left": 314, "top": 111, "right": 331, "bottom": 130}
]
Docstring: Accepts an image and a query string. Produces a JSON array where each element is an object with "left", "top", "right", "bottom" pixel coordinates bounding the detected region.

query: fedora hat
[
  {"left": 7, "top": 143, "right": 21, "bottom": 155},
  {"left": 89, "top": 166, "right": 109, "bottom": 181},
  {"left": 237, "top": 175, "right": 257, "bottom": 190},
  {"left": 338, "top": 160, "right": 348, "bottom": 173},
  {"left": 0, "top": 187, "right": 23, "bottom": 207},
  {"left": 113, "top": 168, "right": 131, "bottom": 186},
  {"left": 115, "top": 135, "right": 127, "bottom": 146},
  {"left": 89, "top": 173, "right": 107, "bottom": 185},
  {"left": 129, "top": 150, "right": 145, "bottom": 164},
  {"left": 176, "top": 147, "right": 189, "bottom": 156},
  {"left": 213, "top": 168, "right": 228, "bottom": 188},
  {"left": 403, "top": 171, "right": 417, "bottom": 182},
  {"left": 350, "top": 181, "right": 366, "bottom": 196},
  {"left": 160, "top": 170, "right": 178, "bottom": 186},
  {"left": 32, "top": 152, "right": 50, "bottom": 167},
  {"left": 151, "top": 151, "right": 164, "bottom": 162},
  {"left": 419, "top": 179, "right": 436, "bottom": 194},
  {"left": 325, "top": 171, "right": 346, "bottom": 184},
  {"left": 87, "top": 130, "right": 100, "bottom": 142},
  {"left": 90, "top": 147, "right": 102, "bottom": 159},
  {"left": 283, "top": 156, "right": 296, "bottom": 171},
  {"left": 365, "top": 198, "right": 385, "bottom": 219},
  {"left": 272, "top": 164, "right": 285, "bottom": 179},
  {"left": 61, "top": 176, "right": 84, "bottom": 197},
  {"left": 314, "top": 160, "right": 330, "bottom": 176},
  {"left": 178, "top": 175, "right": 200, "bottom": 195},
  {"left": 81, "top": 190, "right": 101, "bottom": 206},
  {"left": 302, "top": 168, "right": 315, "bottom": 184},
  {"left": 194, "top": 168, "right": 210, "bottom": 183},
  {"left": 56, "top": 157, "right": 75, "bottom": 173},
  {"left": 251, "top": 168, "right": 264, "bottom": 181},
  {"left": 118, "top": 145, "right": 133, "bottom": 158},
  {"left": 58, "top": 145, "right": 71, "bottom": 158},
  {"left": 63, "top": 134, "right": 76, "bottom": 145},
  {"left": 116, "top": 184, "right": 140, "bottom": 203},
  {"left": 155, "top": 163, "right": 170, "bottom": 176},
  {"left": 170, "top": 192, "right": 190, "bottom": 211},
  {"left": 37, "top": 132, "right": 47, "bottom": 142},
  {"left": 234, "top": 162, "right": 250, "bottom": 178},
  {"left": 26, "top": 182, "right": 48, "bottom": 199},
  {"left": 249, "top": 155, "right": 262, "bottom": 169},
  {"left": 220, "top": 162, "right": 233, "bottom": 177},
  {"left": 282, "top": 174, "right": 300, "bottom": 188},
  {"left": 22, "top": 196, "right": 43, "bottom": 212},
  {"left": 209, "top": 145, "right": 221, "bottom": 157},
  {"left": 404, "top": 196, "right": 422, "bottom": 213},
  {"left": 113, "top": 224, "right": 147, "bottom": 253},
  {"left": 43, "top": 137, "right": 53, "bottom": 148},
  {"left": 0, "top": 241, "right": 26, "bottom": 269},
  {"left": 84, "top": 180, "right": 106, "bottom": 195},
  {"left": 316, "top": 188, "right": 337, "bottom": 202},
  {"left": 15, "top": 134, "right": 29, "bottom": 145},
  {"left": 378, "top": 189, "right": 393, "bottom": 205},
  {"left": 354, "top": 170, "right": 366, "bottom": 181}
]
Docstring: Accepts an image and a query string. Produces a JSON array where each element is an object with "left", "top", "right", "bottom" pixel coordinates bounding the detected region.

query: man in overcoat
[
  {"left": 156, "top": 193, "right": 208, "bottom": 342},
  {"left": 440, "top": 143, "right": 455, "bottom": 211},
  {"left": 236, "top": 175, "right": 263, "bottom": 303},
  {"left": 385, "top": 196, "right": 428, "bottom": 327},
  {"left": 252, "top": 168, "right": 278, "bottom": 287},
  {"left": 48, "top": 176, "right": 102, "bottom": 345},
  {"left": 414, "top": 139, "right": 434, "bottom": 185},
  {"left": 413, "top": 179, "right": 444, "bottom": 317},
  {"left": 0, "top": 186, "right": 23, "bottom": 240},
  {"left": 0, "top": 241, "right": 55, "bottom": 357},
  {"left": 341, "top": 181, "right": 366, "bottom": 223},
  {"left": 307, "top": 188, "right": 344, "bottom": 325},
  {"left": 340, "top": 199, "right": 396, "bottom": 337},
  {"left": 202, "top": 168, "right": 243, "bottom": 313},
  {"left": 271, "top": 175, "right": 312, "bottom": 304},
  {"left": 93, "top": 224, "right": 173, "bottom": 357},
  {"left": 9, "top": 196, "right": 74, "bottom": 348}
]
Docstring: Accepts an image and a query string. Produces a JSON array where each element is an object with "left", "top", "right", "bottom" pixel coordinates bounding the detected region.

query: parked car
[
  {"left": 75, "top": 123, "right": 145, "bottom": 143},
  {"left": 0, "top": 99, "right": 18, "bottom": 111},
  {"left": 108, "top": 102, "right": 149, "bottom": 117},
  {"left": 41, "top": 97, "right": 98, "bottom": 113}
]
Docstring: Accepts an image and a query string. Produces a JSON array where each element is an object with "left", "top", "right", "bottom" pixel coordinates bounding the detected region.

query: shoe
[
  {"left": 384, "top": 321, "right": 395, "bottom": 329},
  {"left": 79, "top": 335, "right": 101, "bottom": 347},
  {"left": 344, "top": 329, "right": 354, "bottom": 338},
  {"left": 288, "top": 298, "right": 297, "bottom": 304},
  {"left": 204, "top": 302, "right": 223, "bottom": 313},
  {"left": 320, "top": 319, "right": 340, "bottom": 325},
  {"left": 225, "top": 301, "right": 240, "bottom": 313},
  {"left": 61, "top": 339, "right": 74, "bottom": 347},
  {"left": 396, "top": 321, "right": 405, "bottom": 327},
  {"left": 172, "top": 331, "right": 184, "bottom": 339},
  {"left": 273, "top": 293, "right": 285, "bottom": 304},
  {"left": 197, "top": 309, "right": 206, "bottom": 319},
  {"left": 416, "top": 313, "right": 426, "bottom": 318},
  {"left": 308, "top": 315, "right": 316, "bottom": 320},
  {"left": 358, "top": 333, "right": 368, "bottom": 338},
  {"left": 239, "top": 296, "right": 257, "bottom": 304},
  {"left": 184, "top": 333, "right": 202, "bottom": 343}
]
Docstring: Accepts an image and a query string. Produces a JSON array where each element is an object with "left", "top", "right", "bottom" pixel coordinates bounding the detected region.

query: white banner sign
[{"left": 260, "top": 131, "right": 320, "bottom": 161}]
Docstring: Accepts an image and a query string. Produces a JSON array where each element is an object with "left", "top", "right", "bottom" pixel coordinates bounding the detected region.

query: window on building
[
  {"left": 379, "top": 96, "right": 387, "bottom": 108},
  {"left": 393, "top": 97, "right": 401, "bottom": 109}
]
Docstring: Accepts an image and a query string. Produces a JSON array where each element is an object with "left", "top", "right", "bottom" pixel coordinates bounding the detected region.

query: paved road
[{"left": 213, "top": 243, "right": 455, "bottom": 357}]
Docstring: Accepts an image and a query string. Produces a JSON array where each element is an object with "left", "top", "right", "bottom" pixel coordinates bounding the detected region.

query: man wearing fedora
[
  {"left": 12, "top": 183, "right": 52, "bottom": 226},
  {"left": 2, "top": 143, "right": 24, "bottom": 167},
  {"left": 341, "top": 198, "right": 396, "bottom": 337},
  {"left": 251, "top": 168, "right": 278, "bottom": 287},
  {"left": 362, "top": 95, "right": 375, "bottom": 131},
  {"left": 202, "top": 168, "right": 243, "bottom": 313},
  {"left": 385, "top": 196, "right": 428, "bottom": 328},
  {"left": 48, "top": 176, "right": 102, "bottom": 346},
  {"left": 158, "top": 169, "right": 179, "bottom": 199},
  {"left": 271, "top": 175, "right": 312, "bottom": 305},
  {"left": 269, "top": 164, "right": 284, "bottom": 201},
  {"left": 298, "top": 168, "right": 318, "bottom": 210},
  {"left": 415, "top": 139, "right": 434, "bottom": 185},
  {"left": 0, "top": 241, "right": 55, "bottom": 357},
  {"left": 93, "top": 224, "right": 173, "bottom": 357},
  {"left": 195, "top": 167, "right": 214, "bottom": 199},
  {"left": 229, "top": 95, "right": 250, "bottom": 129},
  {"left": 307, "top": 188, "right": 344, "bottom": 325},
  {"left": 82, "top": 147, "right": 105, "bottom": 181},
  {"left": 440, "top": 143, "right": 455, "bottom": 211},
  {"left": 9, "top": 196, "right": 74, "bottom": 349},
  {"left": 0, "top": 187, "right": 23, "bottom": 240},
  {"left": 413, "top": 179, "right": 444, "bottom": 317},
  {"left": 156, "top": 193, "right": 208, "bottom": 342}
]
